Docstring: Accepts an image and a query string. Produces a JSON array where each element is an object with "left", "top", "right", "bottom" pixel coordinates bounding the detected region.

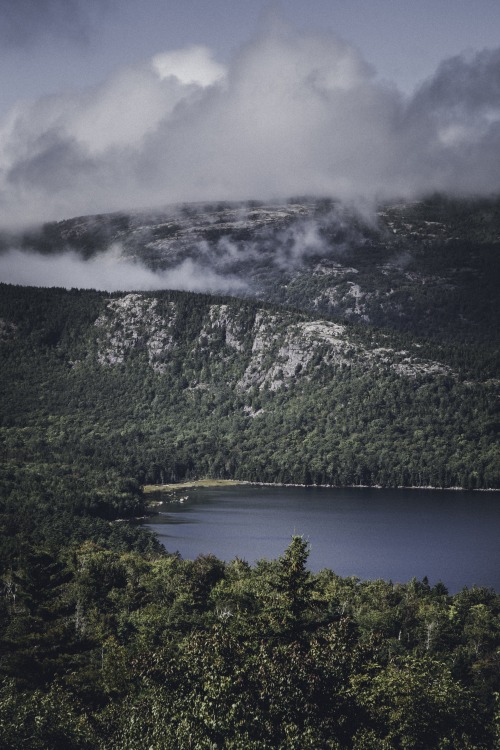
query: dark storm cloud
[
  {"left": 0, "top": 0, "right": 111, "bottom": 47},
  {"left": 398, "top": 47, "right": 500, "bottom": 194},
  {"left": 7, "top": 132, "right": 95, "bottom": 191},
  {"left": 409, "top": 47, "right": 500, "bottom": 114}
]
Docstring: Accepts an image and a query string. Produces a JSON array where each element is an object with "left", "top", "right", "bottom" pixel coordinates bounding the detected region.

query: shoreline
[{"left": 143, "top": 479, "right": 499, "bottom": 494}]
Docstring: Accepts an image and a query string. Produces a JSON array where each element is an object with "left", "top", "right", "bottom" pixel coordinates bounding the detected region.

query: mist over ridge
[
  {"left": 1, "top": 7, "right": 500, "bottom": 745},
  {"left": 1, "top": 11, "right": 498, "bottom": 345},
  {"left": 1, "top": 194, "right": 499, "bottom": 348}
]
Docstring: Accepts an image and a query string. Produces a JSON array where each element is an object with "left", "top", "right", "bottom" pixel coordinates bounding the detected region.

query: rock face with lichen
[
  {"left": 93, "top": 294, "right": 452, "bottom": 392},
  {"left": 94, "top": 294, "right": 177, "bottom": 370}
]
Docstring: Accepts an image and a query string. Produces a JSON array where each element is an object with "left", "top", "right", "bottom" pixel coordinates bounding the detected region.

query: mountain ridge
[{"left": 3, "top": 194, "right": 499, "bottom": 346}]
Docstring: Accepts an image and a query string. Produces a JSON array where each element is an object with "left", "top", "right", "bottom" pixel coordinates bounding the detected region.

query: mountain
[
  {"left": 1, "top": 201, "right": 499, "bottom": 748},
  {"left": 7, "top": 194, "right": 500, "bottom": 345},
  {"left": 1, "top": 282, "right": 497, "bottom": 492}
]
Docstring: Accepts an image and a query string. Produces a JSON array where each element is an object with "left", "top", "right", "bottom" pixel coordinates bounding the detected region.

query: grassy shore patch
[{"left": 143, "top": 479, "right": 247, "bottom": 493}]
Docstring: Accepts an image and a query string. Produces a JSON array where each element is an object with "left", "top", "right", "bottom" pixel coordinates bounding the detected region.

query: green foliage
[
  {"left": 0, "top": 678, "right": 98, "bottom": 750},
  {"left": 0, "top": 538, "right": 498, "bottom": 748},
  {"left": 0, "top": 284, "right": 497, "bottom": 492}
]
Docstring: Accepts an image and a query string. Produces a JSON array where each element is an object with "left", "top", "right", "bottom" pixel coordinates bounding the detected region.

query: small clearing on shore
[{"left": 143, "top": 479, "right": 247, "bottom": 493}]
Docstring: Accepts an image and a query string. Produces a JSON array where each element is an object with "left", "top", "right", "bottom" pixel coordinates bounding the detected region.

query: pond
[{"left": 144, "top": 485, "right": 500, "bottom": 593}]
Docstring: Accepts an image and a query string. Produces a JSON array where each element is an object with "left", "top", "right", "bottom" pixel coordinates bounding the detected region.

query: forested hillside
[
  {"left": 0, "top": 532, "right": 499, "bottom": 749},
  {"left": 1, "top": 236, "right": 499, "bottom": 747},
  {"left": 1, "top": 283, "right": 498, "bottom": 492}
]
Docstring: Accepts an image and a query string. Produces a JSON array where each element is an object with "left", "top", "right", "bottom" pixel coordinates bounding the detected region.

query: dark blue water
[{"left": 145, "top": 485, "right": 500, "bottom": 593}]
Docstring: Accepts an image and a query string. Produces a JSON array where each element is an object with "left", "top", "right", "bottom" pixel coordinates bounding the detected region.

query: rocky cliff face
[
  {"left": 94, "top": 294, "right": 177, "bottom": 368},
  {"left": 93, "top": 293, "right": 452, "bottom": 390}
]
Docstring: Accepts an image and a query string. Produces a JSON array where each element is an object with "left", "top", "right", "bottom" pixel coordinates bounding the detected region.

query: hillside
[
  {"left": 1, "top": 226, "right": 499, "bottom": 750},
  {"left": 5, "top": 194, "right": 500, "bottom": 345},
  {"left": 1, "top": 283, "right": 498, "bottom": 493}
]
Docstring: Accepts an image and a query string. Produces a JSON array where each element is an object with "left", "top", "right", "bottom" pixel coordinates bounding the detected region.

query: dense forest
[
  {"left": 1, "top": 515, "right": 499, "bottom": 749},
  {"left": 1, "top": 284, "right": 498, "bottom": 493},
  {"left": 1, "top": 194, "right": 499, "bottom": 747}
]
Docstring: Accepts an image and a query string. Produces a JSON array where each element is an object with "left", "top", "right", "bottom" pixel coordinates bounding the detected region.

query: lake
[{"left": 145, "top": 485, "right": 500, "bottom": 593}]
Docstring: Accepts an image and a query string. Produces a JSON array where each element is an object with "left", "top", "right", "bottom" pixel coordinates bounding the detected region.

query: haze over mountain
[{"left": 1, "top": 195, "right": 499, "bottom": 349}]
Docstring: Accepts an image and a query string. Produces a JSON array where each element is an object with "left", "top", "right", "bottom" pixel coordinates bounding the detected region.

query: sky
[{"left": 0, "top": 0, "right": 499, "bottom": 231}]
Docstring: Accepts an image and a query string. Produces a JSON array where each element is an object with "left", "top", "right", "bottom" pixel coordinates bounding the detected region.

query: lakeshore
[{"left": 143, "top": 478, "right": 496, "bottom": 497}]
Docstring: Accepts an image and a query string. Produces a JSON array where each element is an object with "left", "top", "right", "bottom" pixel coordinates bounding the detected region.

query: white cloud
[
  {"left": 152, "top": 45, "right": 226, "bottom": 87},
  {"left": 0, "top": 244, "right": 247, "bottom": 294},
  {"left": 0, "top": 19, "right": 499, "bottom": 228}
]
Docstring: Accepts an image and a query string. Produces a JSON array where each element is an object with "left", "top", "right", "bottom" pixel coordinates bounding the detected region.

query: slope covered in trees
[
  {"left": 1, "top": 283, "right": 498, "bottom": 491},
  {"left": 0, "top": 223, "right": 499, "bottom": 745}
]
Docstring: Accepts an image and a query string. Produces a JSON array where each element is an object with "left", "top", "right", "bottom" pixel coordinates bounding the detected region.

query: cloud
[
  {"left": 0, "top": 0, "right": 111, "bottom": 47},
  {"left": 0, "top": 200, "right": 364, "bottom": 293},
  {"left": 152, "top": 45, "right": 226, "bottom": 87},
  {"left": 399, "top": 47, "right": 500, "bottom": 193},
  {"left": 0, "top": 18, "right": 499, "bottom": 228},
  {"left": 193, "top": 206, "right": 364, "bottom": 272},
  {"left": 0, "top": 244, "right": 248, "bottom": 294}
]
